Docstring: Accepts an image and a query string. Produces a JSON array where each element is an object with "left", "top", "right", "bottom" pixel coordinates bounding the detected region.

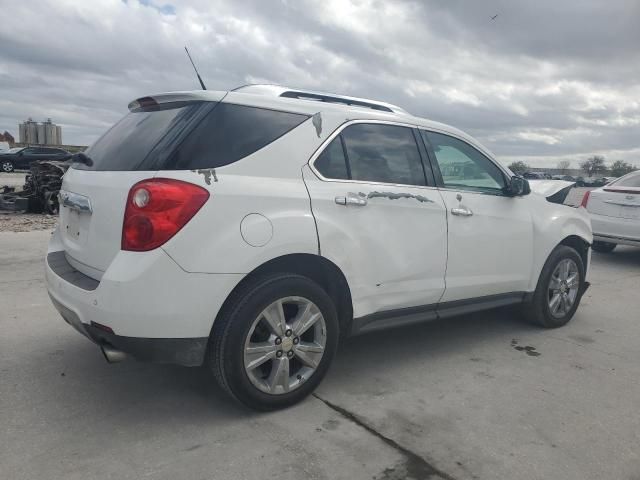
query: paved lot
[{"left": 1, "top": 230, "right": 639, "bottom": 480}]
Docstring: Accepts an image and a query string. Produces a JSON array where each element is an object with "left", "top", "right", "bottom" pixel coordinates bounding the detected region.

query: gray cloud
[{"left": 0, "top": 0, "right": 638, "bottom": 167}]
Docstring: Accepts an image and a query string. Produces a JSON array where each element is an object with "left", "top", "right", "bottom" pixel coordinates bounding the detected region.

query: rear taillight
[
  {"left": 580, "top": 190, "right": 591, "bottom": 208},
  {"left": 122, "top": 178, "right": 209, "bottom": 251}
]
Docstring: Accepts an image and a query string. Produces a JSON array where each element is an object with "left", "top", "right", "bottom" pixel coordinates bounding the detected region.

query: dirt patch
[{"left": 0, "top": 213, "right": 57, "bottom": 232}]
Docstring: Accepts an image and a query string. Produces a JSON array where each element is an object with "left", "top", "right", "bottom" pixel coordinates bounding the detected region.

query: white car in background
[
  {"left": 583, "top": 170, "right": 640, "bottom": 252},
  {"left": 46, "top": 85, "right": 592, "bottom": 409}
]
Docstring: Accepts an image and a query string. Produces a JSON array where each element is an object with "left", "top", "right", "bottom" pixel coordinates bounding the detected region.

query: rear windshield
[
  {"left": 611, "top": 172, "right": 640, "bottom": 188},
  {"left": 76, "top": 102, "right": 309, "bottom": 171}
]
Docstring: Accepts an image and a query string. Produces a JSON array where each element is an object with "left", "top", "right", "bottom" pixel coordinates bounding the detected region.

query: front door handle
[
  {"left": 451, "top": 206, "right": 473, "bottom": 217},
  {"left": 335, "top": 193, "right": 368, "bottom": 207}
]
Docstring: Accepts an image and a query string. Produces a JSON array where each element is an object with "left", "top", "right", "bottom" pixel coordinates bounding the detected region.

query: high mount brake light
[{"left": 122, "top": 178, "right": 209, "bottom": 252}]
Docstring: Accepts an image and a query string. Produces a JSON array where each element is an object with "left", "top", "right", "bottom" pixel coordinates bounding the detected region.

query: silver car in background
[{"left": 582, "top": 170, "right": 640, "bottom": 252}]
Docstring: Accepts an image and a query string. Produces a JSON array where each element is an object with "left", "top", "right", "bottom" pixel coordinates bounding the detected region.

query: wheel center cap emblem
[{"left": 281, "top": 337, "right": 293, "bottom": 351}]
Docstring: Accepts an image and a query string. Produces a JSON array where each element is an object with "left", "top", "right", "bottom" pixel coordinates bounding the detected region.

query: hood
[{"left": 528, "top": 179, "right": 576, "bottom": 205}]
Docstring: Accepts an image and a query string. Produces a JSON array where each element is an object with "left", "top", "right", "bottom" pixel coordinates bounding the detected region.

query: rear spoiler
[{"left": 127, "top": 91, "right": 226, "bottom": 111}]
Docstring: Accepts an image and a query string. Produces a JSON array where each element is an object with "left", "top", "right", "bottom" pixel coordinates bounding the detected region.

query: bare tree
[
  {"left": 610, "top": 160, "right": 636, "bottom": 177},
  {"left": 556, "top": 160, "right": 570, "bottom": 174},
  {"left": 579, "top": 155, "right": 607, "bottom": 177},
  {"left": 508, "top": 161, "right": 529, "bottom": 174}
]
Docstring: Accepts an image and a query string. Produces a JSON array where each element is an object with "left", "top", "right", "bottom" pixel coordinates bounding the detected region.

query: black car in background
[
  {"left": 1, "top": 147, "right": 70, "bottom": 172},
  {"left": 522, "top": 171, "right": 552, "bottom": 180}
]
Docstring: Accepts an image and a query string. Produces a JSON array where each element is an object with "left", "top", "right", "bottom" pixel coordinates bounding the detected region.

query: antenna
[{"left": 184, "top": 46, "right": 207, "bottom": 90}]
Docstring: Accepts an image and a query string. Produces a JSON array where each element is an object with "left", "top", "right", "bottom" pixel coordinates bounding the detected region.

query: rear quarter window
[{"left": 167, "top": 103, "right": 309, "bottom": 170}]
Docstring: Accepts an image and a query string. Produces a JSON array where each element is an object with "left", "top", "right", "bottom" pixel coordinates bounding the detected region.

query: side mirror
[{"left": 505, "top": 175, "right": 530, "bottom": 197}]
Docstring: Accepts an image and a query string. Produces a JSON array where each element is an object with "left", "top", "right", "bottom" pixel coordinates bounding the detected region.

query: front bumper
[{"left": 46, "top": 227, "right": 243, "bottom": 366}]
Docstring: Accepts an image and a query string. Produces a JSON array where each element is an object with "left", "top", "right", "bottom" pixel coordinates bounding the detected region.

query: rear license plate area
[{"left": 65, "top": 210, "right": 82, "bottom": 240}]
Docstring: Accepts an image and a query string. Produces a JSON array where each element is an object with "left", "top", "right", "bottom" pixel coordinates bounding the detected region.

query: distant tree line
[{"left": 507, "top": 156, "right": 637, "bottom": 178}]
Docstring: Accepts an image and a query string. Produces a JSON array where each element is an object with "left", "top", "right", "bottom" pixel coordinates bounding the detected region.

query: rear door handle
[
  {"left": 451, "top": 207, "right": 473, "bottom": 217},
  {"left": 335, "top": 193, "right": 368, "bottom": 207}
]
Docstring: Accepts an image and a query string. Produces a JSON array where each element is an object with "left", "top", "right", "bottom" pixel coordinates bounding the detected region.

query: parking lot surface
[{"left": 1, "top": 230, "right": 639, "bottom": 480}]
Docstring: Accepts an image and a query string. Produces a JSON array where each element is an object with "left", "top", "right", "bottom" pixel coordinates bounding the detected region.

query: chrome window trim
[{"left": 308, "top": 119, "right": 512, "bottom": 193}]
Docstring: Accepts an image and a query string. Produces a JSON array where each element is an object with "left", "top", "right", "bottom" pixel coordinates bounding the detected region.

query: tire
[
  {"left": 525, "top": 245, "right": 585, "bottom": 328},
  {"left": 208, "top": 273, "right": 339, "bottom": 410},
  {"left": 1, "top": 160, "right": 14, "bottom": 173},
  {"left": 591, "top": 241, "right": 616, "bottom": 253}
]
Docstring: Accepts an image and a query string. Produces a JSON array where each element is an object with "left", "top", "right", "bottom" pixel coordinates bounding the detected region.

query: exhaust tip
[{"left": 101, "top": 344, "right": 127, "bottom": 363}]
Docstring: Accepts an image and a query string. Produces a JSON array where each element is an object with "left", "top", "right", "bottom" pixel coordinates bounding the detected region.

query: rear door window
[{"left": 340, "top": 123, "right": 426, "bottom": 186}]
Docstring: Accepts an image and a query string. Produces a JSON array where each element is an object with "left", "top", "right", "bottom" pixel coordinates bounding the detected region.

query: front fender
[{"left": 529, "top": 198, "right": 592, "bottom": 290}]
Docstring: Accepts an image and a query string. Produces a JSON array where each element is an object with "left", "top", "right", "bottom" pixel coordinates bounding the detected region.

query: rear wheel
[
  {"left": 525, "top": 245, "right": 585, "bottom": 328},
  {"left": 1, "top": 160, "right": 14, "bottom": 172},
  {"left": 208, "top": 273, "right": 339, "bottom": 410},
  {"left": 592, "top": 241, "right": 616, "bottom": 253}
]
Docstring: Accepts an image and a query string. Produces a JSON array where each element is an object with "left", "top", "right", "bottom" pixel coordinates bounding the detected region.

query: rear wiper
[{"left": 70, "top": 152, "right": 93, "bottom": 167}]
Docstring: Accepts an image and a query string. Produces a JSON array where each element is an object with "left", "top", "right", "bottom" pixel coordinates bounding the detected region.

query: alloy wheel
[
  {"left": 547, "top": 258, "right": 580, "bottom": 318},
  {"left": 243, "top": 296, "right": 327, "bottom": 395}
]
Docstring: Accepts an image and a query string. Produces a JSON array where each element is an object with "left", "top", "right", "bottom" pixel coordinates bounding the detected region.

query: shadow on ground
[{"left": 31, "top": 306, "right": 536, "bottom": 417}]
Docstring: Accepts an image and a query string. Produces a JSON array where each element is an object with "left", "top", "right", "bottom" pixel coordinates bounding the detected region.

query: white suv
[{"left": 46, "top": 85, "right": 592, "bottom": 409}]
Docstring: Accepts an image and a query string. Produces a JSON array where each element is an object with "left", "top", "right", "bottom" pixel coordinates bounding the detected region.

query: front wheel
[
  {"left": 208, "top": 273, "right": 339, "bottom": 410},
  {"left": 1, "top": 160, "right": 14, "bottom": 172},
  {"left": 525, "top": 245, "right": 585, "bottom": 328},
  {"left": 592, "top": 241, "right": 616, "bottom": 253}
]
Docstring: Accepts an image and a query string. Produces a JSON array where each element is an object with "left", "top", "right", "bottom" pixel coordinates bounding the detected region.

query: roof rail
[{"left": 232, "top": 84, "right": 408, "bottom": 114}]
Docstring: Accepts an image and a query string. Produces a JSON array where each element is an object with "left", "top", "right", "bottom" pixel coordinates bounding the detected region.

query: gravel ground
[
  {"left": 0, "top": 172, "right": 27, "bottom": 189},
  {"left": 0, "top": 213, "right": 58, "bottom": 232}
]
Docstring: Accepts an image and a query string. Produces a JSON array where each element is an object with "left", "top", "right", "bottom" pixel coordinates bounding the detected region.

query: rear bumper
[
  {"left": 48, "top": 293, "right": 207, "bottom": 366},
  {"left": 590, "top": 212, "right": 639, "bottom": 246},
  {"left": 46, "top": 227, "right": 243, "bottom": 366},
  {"left": 593, "top": 233, "right": 640, "bottom": 247}
]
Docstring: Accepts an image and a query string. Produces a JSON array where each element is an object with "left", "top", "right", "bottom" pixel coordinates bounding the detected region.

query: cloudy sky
[{"left": 1, "top": 0, "right": 639, "bottom": 168}]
